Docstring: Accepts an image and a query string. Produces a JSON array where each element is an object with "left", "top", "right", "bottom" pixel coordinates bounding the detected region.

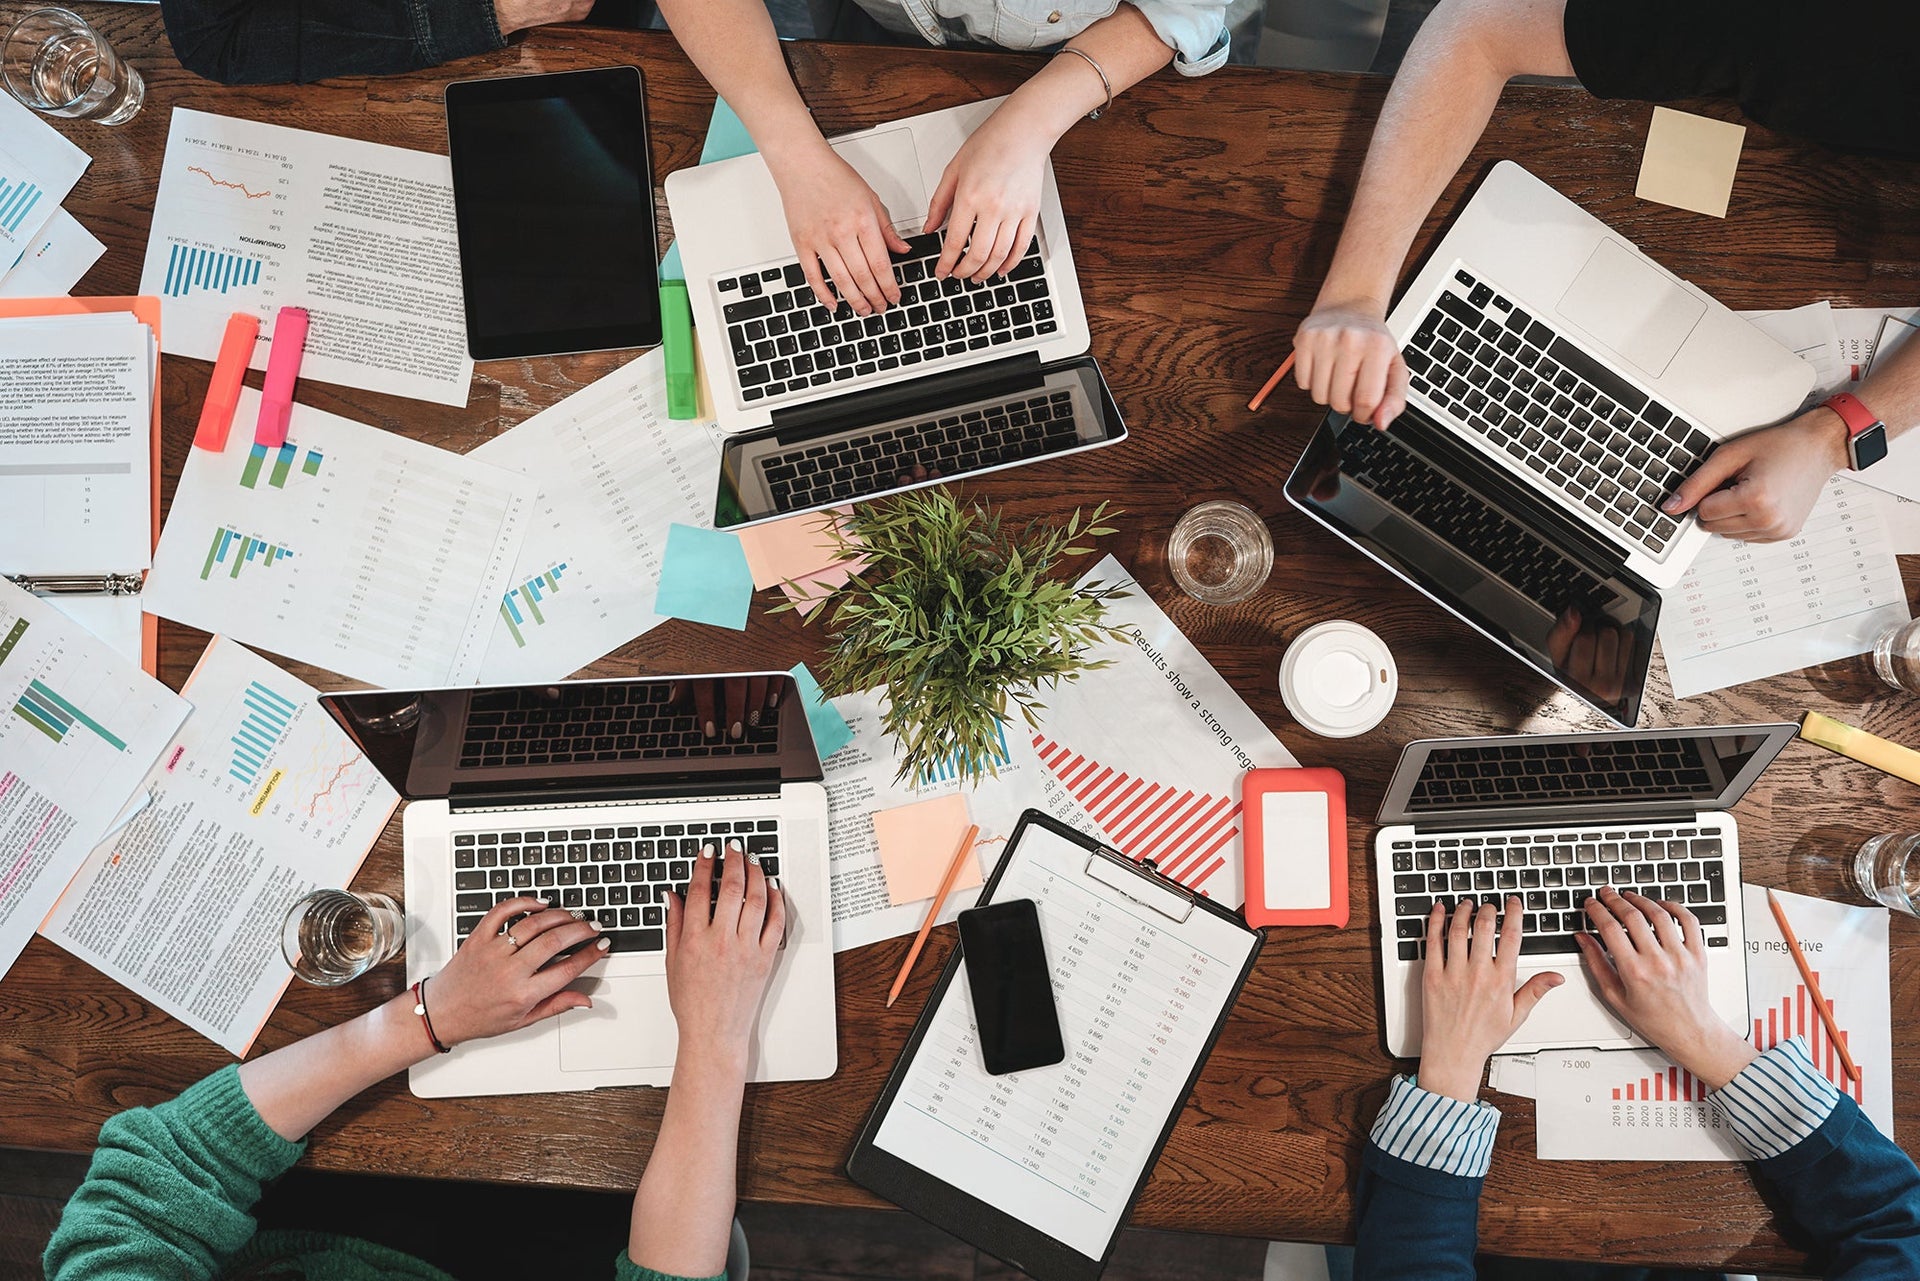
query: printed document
[
  {"left": 43, "top": 637, "right": 397, "bottom": 1055},
  {"left": 471, "top": 350, "right": 725, "bottom": 683},
  {"left": 137, "top": 108, "right": 474, "bottom": 406},
  {"left": 1, "top": 209, "right": 106, "bottom": 297},
  {"left": 0, "top": 95, "right": 88, "bottom": 260},
  {"left": 1658, "top": 478, "right": 1908, "bottom": 699},
  {"left": 145, "top": 387, "right": 530, "bottom": 689},
  {"left": 0, "top": 581, "right": 188, "bottom": 980}
]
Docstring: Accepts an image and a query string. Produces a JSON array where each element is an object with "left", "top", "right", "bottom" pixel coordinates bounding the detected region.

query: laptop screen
[
  {"left": 318, "top": 673, "right": 823, "bottom": 803},
  {"left": 1377, "top": 724, "right": 1798, "bottom": 827}
]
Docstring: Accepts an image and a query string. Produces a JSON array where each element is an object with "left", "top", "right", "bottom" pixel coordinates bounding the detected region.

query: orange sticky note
[
  {"left": 873, "top": 793, "right": 979, "bottom": 906},
  {"left": 736, "top": 507, "right": 866, "bottom": 591}
]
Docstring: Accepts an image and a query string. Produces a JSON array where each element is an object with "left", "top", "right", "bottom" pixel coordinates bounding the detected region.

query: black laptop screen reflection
[{"left": 1405, "top": 730, "right": 1779, "bottom": 811}]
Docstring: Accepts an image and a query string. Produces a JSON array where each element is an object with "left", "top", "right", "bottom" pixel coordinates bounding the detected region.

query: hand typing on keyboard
[
  {"left": 669, "top": 675, "right": 784, "bottom": 743},
  {"left": 1291, "top": 301, "right": 1409, "bottom": 430},
  {"left": 925, "top": 106, "right": 1050, "bottom": 284},
  {"left": 1659, "top": 414, "right": 1851, "bottom": 544},
  {"left": 665, "top": 841, "right": 786, "bottom": 1059},
  {"left": 1414, "top": 897, "right": 1564, "bottom": 1102},
  {"left": 774, "top": 142, "right": 911, "bottom": 316},
  {"left": 1575, "top": 886, "right": 1759, "bottom": 1090},
  {"left": 425, "top": 896, "right": 612, "bottom": 1047}
]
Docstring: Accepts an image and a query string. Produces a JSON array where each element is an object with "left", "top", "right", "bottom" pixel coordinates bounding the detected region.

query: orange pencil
[
  {"left": 1766, "top": 889, "right": 1861, "bottom": 1083},
  {"left": 1247, "top": 351, "right": 1297, "bottom": 412},
  {"left": 886, "top": 823, "right": 980, "bottom": 1009}
]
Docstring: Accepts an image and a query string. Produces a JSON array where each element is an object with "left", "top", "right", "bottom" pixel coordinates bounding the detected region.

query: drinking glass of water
[
  {"left": 1853, "top": 833, "right": 1920, "bottom": 918},
  {"left": 3, "top": 8, "right": 145, "bottom": 125},
  {"left": 282, "top": 889, "right": 406, "bottom": 986},
  {"left": 1167, "top": 500, "right": 1274, "bottom": 605}
]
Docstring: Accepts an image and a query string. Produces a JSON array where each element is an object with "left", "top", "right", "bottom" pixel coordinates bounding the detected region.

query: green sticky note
[
  {"left": 654, "top": 524, "right": 754, "bottom": 630},
  {"left": 659, "top": 97, "right": 761, "bottom": 284},
  {"left": 789, "top": 662, "right": 854, "bottom": 760}
]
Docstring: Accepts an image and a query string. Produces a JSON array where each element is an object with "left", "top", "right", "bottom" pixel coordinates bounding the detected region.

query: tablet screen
[{"left": 445, "top": 67, "right": 660, "bottom": 359}]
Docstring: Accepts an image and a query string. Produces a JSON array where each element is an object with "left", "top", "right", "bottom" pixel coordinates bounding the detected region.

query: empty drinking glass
[
  {"left": 1167, "top": 500, "right": 1274, "bottom": 605},
  {"left": 3, "top": 8, "right": 145, "bottom": 125},
  {"left": 1870, "top": 620, "right": 1920, "bottom": 695},
  {"left": 1853, "top": 833, "right": 1920, "bottom": 917},
  {"left": 282, "top": 889, "right": 405, "bottom": 986}
]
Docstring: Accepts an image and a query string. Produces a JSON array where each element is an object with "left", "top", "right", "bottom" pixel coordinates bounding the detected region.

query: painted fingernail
[
  {"left": 701, "top": 844, "right": 714, "bottom": 859},
  {"left": 591, "top": 920, "right": 603, "bottom": 931},
  {"left": 596, "top": 937, "right": 611, "bottom": 950},
  {"left": 749, "top": 709, "right": 761, "bottom": 728},
  {"left": 705, "top": 720, "right": 717, "bottom": 738},
  {"left": 731, "top": 721, "right": 744, "bottom": 740}
]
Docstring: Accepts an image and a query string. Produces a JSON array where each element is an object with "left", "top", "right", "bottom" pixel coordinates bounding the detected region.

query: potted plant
[{"left": 790, "top": 488, "right": 1129, "bottom": 785}]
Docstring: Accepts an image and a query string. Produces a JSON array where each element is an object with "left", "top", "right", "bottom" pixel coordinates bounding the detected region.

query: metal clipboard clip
[{"left": 1081, "top": 847, "right": 1194, "bottom": 924}]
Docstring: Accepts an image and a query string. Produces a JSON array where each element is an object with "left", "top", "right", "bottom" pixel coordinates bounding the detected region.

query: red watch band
[{"left": 1824, "top": 392, "right": 1881, "bottom": 438}]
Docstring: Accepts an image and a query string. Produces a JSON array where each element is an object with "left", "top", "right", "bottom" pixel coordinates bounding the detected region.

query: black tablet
[{"left": 445, "top": 67, "right": 660, "bottom": 360}]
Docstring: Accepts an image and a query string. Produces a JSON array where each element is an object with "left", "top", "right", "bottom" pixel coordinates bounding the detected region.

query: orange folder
[{"left": 0, "top": 296, "right": 164, "bottom": 674}]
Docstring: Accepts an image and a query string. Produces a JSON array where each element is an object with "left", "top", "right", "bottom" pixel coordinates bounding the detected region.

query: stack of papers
[{"left": 0, "top": 97, "right": 104, "bottom": 296}]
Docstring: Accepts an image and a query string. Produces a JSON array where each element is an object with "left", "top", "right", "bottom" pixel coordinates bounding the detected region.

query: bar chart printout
[
  {"left": 499, "top": 563, "right": 567, "bottom": 648},
  {"left": 230, "top": 680, "right": 297, "bottom": 785},
  {"left": 201, "top": 527, "right": 293, "bottom": 580},
  {"left": 1536, "top": 1048, "right": 1744, "bottom": 1161},
  {"left": 239, "top": 441, "right": 324, "bottom": 490}
]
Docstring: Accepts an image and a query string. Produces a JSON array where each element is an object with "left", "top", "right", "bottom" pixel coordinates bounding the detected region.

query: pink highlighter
[{"left": 254, "top": 306, "right": 309, "bottom": 447}]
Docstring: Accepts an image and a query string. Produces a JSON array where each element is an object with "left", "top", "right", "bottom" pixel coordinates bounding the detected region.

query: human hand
[
  {"left": 423, "top": 897, "right": 611, "bottom": 1046},
  {"left": 771, "top": 144, "right": 909, "bottom": 316},
  {"left": 1544, "top": 606, "right": 1633, "bottom": 707},
  {"left": 1292, "top": 301, "right": 1408, "bottom": 429},
  {"left": 1660, "top": 413, "right": 1849, "bottom": 542},
  {"left": 1417, "top": 897, "right": 1564, "bottom": 1101},
  {"left": 926, "top": 106, "right": 1051, "bottom": 283},
  {"left": 492, "top": 0, "right": 593, "bottom": 36},
  {"left": 672, "top": 676, "right": 781, "bottom": 743},
  {"left": 1575, "top": 886, "right": 1758, "bottom": 1089},
  {"left": 665, "top": 840, "right": 785, "bottom": 1066}
]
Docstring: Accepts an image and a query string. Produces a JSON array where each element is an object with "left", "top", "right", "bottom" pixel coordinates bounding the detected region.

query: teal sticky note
[
  {"left": 659, "top": 98, "right": 762, "bottom": 284},
  {"left": 654, "top": 524, "right": 754, "bottom": 630},
  {"left": 789, "top": 662, "right": 854, "bottom": 760}
]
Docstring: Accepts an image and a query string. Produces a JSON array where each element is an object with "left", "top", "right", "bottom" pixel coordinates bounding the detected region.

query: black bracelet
[{"left": 411, "top": 977, "right": 452, "bottom": 1054}]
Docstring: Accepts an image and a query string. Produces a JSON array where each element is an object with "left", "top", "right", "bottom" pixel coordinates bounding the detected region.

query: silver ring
[{"left": 503, "top": 928, "right": 521, "bottom": 949}]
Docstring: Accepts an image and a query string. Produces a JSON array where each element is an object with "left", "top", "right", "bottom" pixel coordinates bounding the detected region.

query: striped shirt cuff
[
  {"left": 1710, "top": 1037, "right": 1842, "bottom": 1161},
  {"left": 1369, "top": 1074, "right": 1503, "bottom": 1177}
]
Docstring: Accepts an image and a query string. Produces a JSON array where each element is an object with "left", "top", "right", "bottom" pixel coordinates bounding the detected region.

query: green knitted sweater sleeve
[
  {"left": 44, "top": 1065, "right": 306, "bottom": 1281},
  {"left": 614, "top": 1251, "right": 726, "bottom": 1281}
]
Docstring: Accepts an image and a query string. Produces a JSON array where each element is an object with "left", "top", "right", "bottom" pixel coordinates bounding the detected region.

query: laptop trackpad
[
  {"left": 829, "top": 127, "right": 928, "bottom": 223},
  {"left": 1557, "top": 238, "right": 1705, "bottom": 379},
  {"left": 557, "top": 977, "right": 678, "bottom": 1071}
]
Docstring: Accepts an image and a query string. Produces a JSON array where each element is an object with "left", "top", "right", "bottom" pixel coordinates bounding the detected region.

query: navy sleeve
[
  {"left": 161, "top": 0, "right": 505, "bottom": 85},
  {"left": 1352, "top": 1144, "right": 1482, "bottom": 1281},
  {"left": 1750, "top": 1095, "right": 1920, "bottom": 1281}
]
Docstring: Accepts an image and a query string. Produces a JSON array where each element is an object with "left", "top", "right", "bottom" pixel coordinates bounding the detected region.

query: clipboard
[
  {"left": 847, "top": 810, "right": 1262, "bottom": 1281},
  {"left": 0, "top": 295, "right": 163, "bottom": 674}
]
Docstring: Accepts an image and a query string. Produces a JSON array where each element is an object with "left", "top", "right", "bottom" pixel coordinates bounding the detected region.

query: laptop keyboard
[
  {"left": 1341, "top": 419, "right": 1611, "bottom": 609},
  {"left": 1408, "top": 739, "right": 1716, "bottom": 809},
  {"left": 760, "top": 389, "right": 1080, "bottom": 512},
  {"left": 453, "top": 820, "right": 781, "bottom": 952},
  {"left": 1388, "top": 823, "right": 1729, "bottom": 961},
  {"left": 717, "top": 232, "right": 1057, "bottom": 405},
  {"left": 1402, "top": 269, "right": 1714, "bottom": 558},
  {"left": 459, "top": 685, "right": 782, "bottom": 769}
]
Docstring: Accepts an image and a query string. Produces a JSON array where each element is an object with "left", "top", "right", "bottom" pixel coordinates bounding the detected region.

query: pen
[
  {"left": 193, "top": 311, "right": 260, "bottom": 451},
  {"left": 1798, "top": 711, "right": 1920, "bottom": 787},
  {"left": 1765, "top": 888, "right": 1861, "bottom": 1083},
  {"left": 887, "top": 823, "right": 979, "bottom": 1009},
  {"left": 1247, "top": 351, "right": 1296, "bottom": 412},
  {"left": 254, "top": 305, "right": 309, "bottom": 448}
]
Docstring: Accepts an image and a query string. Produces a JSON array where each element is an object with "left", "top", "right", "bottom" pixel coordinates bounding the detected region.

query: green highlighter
[{"left": 660, "top": 279, "right": 698, "bottom": 420}]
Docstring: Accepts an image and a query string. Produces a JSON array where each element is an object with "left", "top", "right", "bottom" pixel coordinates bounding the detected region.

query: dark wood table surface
[{"left": 4, "top": 6, "right": 1919, "bottom": 1272}]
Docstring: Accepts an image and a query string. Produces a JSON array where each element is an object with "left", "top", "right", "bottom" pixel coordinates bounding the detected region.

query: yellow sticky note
[
  {"left": 1635, "top": 106, "right": 1746, "bottom": 219},
  {"left": 873, "top": 793, "right": 979, "bottom": 906},
  {"left": 735, "top": 507, "right": 864, "bottom": 591}
]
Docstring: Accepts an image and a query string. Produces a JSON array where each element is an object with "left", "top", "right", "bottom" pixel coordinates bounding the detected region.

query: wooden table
[{"left": 4, "top": 6, "right": 1918, "bottom": 1271}]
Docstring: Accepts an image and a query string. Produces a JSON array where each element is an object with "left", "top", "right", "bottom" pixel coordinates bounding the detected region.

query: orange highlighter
[{"left": 192, "top": 311, "right": 261, "bottom": 450}]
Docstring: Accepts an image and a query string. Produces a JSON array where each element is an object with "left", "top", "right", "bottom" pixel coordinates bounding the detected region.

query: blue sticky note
[
  {"left": 659, "top": 98, "right": 761, "bottom": 283},
  {"left": 789, "top": 662, "right": 854, "bottom": 760},
  {"left": 654, "top": 524, "right": 754, "bottom": 630}
]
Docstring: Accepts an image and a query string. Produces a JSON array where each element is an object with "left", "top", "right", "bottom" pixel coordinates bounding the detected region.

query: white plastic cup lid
[{"left": 1279, "top": 620, "right": 1398, "bottom": 738}]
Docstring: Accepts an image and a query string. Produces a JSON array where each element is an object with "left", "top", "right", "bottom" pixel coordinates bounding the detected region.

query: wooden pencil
[
  {"left": 886, "top": 823, "right": 980, "bottom": 1009},
  {"left": 1766, "top": 888, "right": 1862, "bottom": 1083}
]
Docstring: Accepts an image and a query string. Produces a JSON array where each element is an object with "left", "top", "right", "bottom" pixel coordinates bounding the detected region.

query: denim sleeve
[
  {"left": 1122, "top": 0, "right": 1229, "bottom": 75},
  {"left": 1351, "top": 1076, "right": 1493, "bottom": 1281},
  {"left": 161, "top": 0, "right": 505, "bottom": 85}
]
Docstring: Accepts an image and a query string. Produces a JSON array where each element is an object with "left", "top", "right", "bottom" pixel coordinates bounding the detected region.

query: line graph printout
[
  {"left": 44, "top": 637, "right": 397, "bottom": 1055},
  {"left": 137, "top": 108, "right": 474, "bottom": 406},
  {"left": 471, "top": 350, "right": 725, "bottom": 684},
  {"left": 0, "top": 581, "right": 187, "bottom": 981},
  {"left": 146, "top": 388, "right": 530, "bottom": 689}
]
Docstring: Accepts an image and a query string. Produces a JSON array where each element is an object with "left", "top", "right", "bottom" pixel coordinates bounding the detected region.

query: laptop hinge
[
  {"left": 447, "top": 777, "right": 782, "bottom": 812},
  {"left": 1409, "top": 807, "right": 1707, "bottom": 835},
  {"left": 765, "top": 352, "right": 1047, "bottom": 442}
]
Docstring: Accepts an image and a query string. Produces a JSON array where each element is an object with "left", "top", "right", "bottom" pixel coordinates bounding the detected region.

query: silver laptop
[
  {"left": 320, "top": 672, "right": 836, "bottom": 1098},
  {"left": 1388, "top": 161, "right": 1814, "bottom": 590},
  {"left": 1375, "top": 723, "right": 1796, "bottom": 1057}
]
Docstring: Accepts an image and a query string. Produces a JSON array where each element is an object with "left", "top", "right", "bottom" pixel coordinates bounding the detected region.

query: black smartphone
[
  {"left": 444, "top": 67, "right": 660, "bottom": 360},
  {"left": 957, "top": 899, "right": 1065, "bottom": 1076}
]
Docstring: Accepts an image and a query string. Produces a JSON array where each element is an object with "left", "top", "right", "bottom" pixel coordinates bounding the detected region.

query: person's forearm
[
  {"left": 237, "top": 992, "right": 435, "bottom": 1141},
  {"left": 993, "top": 5, "right": 1173, "bottom": 143},
  {"left": 1315, "top": 0, "right": 1571, "bottom": 317},
  {"left": 628, "top": 1041, "right": 750, "bottom": 1277},
  {"left": 655, "top": 0, "right": 828, "bottom": 176}
]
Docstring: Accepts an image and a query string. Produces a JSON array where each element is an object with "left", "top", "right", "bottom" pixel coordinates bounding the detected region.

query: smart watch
[{"left": 1824, "top": 392, "right": 1890, "bottom": 471}]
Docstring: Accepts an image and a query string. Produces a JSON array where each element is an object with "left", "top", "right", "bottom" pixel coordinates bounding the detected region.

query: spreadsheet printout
[{"left": 872, "top": 824, "right": 1253, "bottom": 1258}]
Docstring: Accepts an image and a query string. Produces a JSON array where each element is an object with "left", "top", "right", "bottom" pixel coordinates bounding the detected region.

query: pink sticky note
[
  {"left": 736, "top": 507, "right": 866, "bottom": 591},
  {"left": 873, "top": 793, "right": 979, "bottom": 906}
]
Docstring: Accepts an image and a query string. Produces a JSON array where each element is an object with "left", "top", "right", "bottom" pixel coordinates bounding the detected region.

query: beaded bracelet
[{"left": 411, "top": 977, "right": 452, "bottom": 1054}]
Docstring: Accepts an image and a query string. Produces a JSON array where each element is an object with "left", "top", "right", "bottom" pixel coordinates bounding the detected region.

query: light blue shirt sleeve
[
  {"left": 1369, "top": 1074, "right": 1503, "bottom": 1178},
  {"left": 1123, "top": 0, "right": 1230, "bottom": 74},
  {"left": 1710, "top": 1037, "right": 1845, "bottom": 1161}
]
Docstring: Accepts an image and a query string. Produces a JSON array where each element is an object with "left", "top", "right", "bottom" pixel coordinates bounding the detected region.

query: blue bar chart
[
  {"left": 498, "top": 562, "right": 567, "bottom": 648},
  {"left": 919, "top": 718, "right": 1011, "bottom": 785},
  {"left": 0, "top": 177, "right": 43, "bottom": 235},
  {"left": 12, "top": 678, "right": 128, "bottom": 750},
  {"left": 162, "top": 243, "right": 263, "bottom": 299},
  {"left": 229, "top": 679, "right": 297, "bottom": 784},
  {"left": 200, "top": 526, "right": 294, "bottom": 580}
]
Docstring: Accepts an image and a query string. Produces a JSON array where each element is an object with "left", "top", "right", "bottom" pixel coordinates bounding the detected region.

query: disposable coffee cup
[{"left": 1279, "top": 620, "right": 1397, "bottom": 738}]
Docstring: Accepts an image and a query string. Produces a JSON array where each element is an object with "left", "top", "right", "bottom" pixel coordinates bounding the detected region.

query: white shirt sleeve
[
  {"left": 1369, "top": 1074, "right": 1504, "bottom": 1178},
  {"left": 1122, "top": 0, "right": 1231, "bottom": 74}
]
